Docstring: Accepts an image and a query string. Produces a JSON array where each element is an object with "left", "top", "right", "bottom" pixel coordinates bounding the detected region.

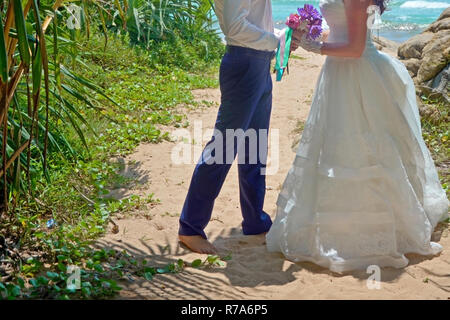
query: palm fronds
[{"left": 0, "top": 0, "right": 117, "bottom": 213}]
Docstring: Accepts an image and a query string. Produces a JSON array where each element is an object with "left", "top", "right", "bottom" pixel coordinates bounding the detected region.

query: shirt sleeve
[
  {"left": 222, "top": 0, "right": 280, "bottom": 51},
  {"left": 274, "top": 28, "right": 286, "bottom": 39}
]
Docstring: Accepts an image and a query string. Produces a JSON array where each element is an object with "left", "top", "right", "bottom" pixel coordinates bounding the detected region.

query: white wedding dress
[{"left": 266, "top": 0, "right": 449, "bottom": 272}]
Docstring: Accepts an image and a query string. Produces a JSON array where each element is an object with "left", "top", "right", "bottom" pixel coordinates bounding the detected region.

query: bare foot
[
  {"left": 179, "top": 235, "right": 217, "bottom": 254},
  {"left": 251, "top": 232, "right": 268, "bottom": 245}
]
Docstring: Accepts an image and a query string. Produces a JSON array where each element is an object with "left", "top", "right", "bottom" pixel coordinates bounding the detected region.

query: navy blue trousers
[{"left": 179, "top": 46, "right": 274, "bottom": 239}]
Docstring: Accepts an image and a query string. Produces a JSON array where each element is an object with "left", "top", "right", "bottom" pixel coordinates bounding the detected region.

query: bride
[{"left": 266, "top": 0, "right": 449, "bottom": 272}]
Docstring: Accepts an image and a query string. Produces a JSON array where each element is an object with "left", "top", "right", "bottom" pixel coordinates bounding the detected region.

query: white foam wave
[{"left": 400, "top": 1, "right": 450, "bottom": 9}]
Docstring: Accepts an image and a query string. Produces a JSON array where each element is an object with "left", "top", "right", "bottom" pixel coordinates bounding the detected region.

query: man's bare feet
[
  {"left": 179, "top": 235, "right": 217, "bottom": 254},
  {"left": 253, "top": 232, "right": 268, "bottom": 244}
]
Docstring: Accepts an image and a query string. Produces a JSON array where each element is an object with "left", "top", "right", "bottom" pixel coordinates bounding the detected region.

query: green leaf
[
  {"left": 29, "top": 279, "right": 38, "bottom": 287},
  {"left": 37, "top": 276, "right": 49, "bottom": 285},
  {"left": 17, "top": 277, "right": 25, "bottom": 288},
  {"left": 32, "top": 45, "right": 42, "bottom": 96},
  {"left": 0, "top": 10, "right": 8, "bottom": 82},
  {"left": 10, "top": 285, "right": 21, "bottom": 297},
  {"left": 222, "top": 253, "right": 232, "bottom": 261},
  {"left": 143, "top": 272, "right": 153, "bottom": 281},
  {"left": 13, "top": 0, "right": 31, "bottom": 67},
  {"left": 144, "top": 267, "right": 156, "bottom": 274},
  {"left": 94, "top": 264, "right": 104, "bottom": 272},
  {"left": 191, "top": 259, "right": 202, "bottom": 268},
  {"left": 207, "top": 255, "right": 219, "bottom": 264},
  {"left": 46, "top": 271, "right": 60, "bottom": 280},
  {"left": 57, "top": 263, "right": 67, "bottom": 272},
  {"left": 82, "top": 287, "right": 91, "bottom": 297}
]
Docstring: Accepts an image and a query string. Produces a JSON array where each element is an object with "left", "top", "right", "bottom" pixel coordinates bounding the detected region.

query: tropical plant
[
  {"left": 0, "top": 0, "right": 118, "bottom": 214},
  {"left": 0, "top": 0, "right": 223, "bottom": 299},
  {"left": 106, "top": 0, "right": 218, "bottom": 47}
]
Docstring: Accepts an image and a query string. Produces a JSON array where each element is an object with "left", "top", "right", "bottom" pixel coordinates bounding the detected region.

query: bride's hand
[
  {"left": 294, "top": 29, "right": 323, "bottom": 55},
  {"left": 298, "top": 37, "right": 324, "bottom": 55}
]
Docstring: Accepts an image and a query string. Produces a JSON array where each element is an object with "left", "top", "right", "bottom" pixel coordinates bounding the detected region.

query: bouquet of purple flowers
[
  {"left": 275, "top": 4, "right": 323, "bottom": 81},
  {"left": 286, "top": 4, "right": 323, "bottom": 40}
]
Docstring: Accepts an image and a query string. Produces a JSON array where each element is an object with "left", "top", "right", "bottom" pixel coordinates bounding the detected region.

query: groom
[{"left": 179, "top": 0, "right": 297, "bottom": 253}]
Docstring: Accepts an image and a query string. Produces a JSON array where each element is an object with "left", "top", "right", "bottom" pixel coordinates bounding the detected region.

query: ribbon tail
[{"left": 275, "top": 27, "right": 293, "bottom": 82}]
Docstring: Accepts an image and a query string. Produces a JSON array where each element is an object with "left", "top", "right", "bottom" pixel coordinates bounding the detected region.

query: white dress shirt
[{"left": 215, "top": 0, "right": 280, "bottom": 51}]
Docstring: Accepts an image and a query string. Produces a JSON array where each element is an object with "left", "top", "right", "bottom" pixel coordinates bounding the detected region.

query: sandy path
[{"left": 98, "top": 49, "right": 450, "bottom": 300}]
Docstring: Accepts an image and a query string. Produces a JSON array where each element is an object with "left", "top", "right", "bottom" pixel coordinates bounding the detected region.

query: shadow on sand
[{"left": 94, "top": 222, "right": 448, "bottom": 299}]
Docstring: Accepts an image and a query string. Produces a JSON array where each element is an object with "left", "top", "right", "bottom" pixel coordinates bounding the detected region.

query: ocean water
[{"left": 272, "top": 0, "right": 450, "bottom": 42}]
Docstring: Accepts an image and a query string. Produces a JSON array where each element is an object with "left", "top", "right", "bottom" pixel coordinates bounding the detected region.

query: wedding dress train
[{"left": 266, "top": 0, "right": 449, "bottom": 272}]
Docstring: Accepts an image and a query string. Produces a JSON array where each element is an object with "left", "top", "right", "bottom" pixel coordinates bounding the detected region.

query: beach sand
[{"left": 97, "top": 47, "right": 450, "bottom": 300}]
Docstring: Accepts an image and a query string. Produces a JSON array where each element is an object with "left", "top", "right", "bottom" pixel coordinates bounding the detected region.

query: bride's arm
[
  {"left": 294, "top": 0, "right": 371, "bottom": 58},
  {"left": 321, "top": 0, "right": 370, "bottom": 58}
]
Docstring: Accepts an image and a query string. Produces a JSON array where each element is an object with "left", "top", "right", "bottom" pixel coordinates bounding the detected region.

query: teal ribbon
[{"left": 275, "top": 27, "right": 293, "bottom": 82}]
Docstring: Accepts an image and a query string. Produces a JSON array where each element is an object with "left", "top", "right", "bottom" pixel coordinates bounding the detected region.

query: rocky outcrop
[
  {"left": 416, "top": 30, "right": 450, "bottom": 83},
  {"left": 372, "top": 35, "right": 399, "bottom": 56},
  {"left": 398, "top": 32, "right": 435, "bottom": 60},
  {"left": 398, "top": 8, "right": 450, "bottom": 104},
  {"left": 424, "top": 8, "right": 450, "bottom": 32}
]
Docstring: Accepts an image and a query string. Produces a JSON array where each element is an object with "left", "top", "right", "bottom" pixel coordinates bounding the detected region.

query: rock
[
  {"left": 425, "top": 17, "right": 450, "bottom": 33},
  {"left": 417, "top": 98, "right": 442, "bottom": 124},
  {"left": 431, "top": 64, "right": 449, "bottom": 91},
  {"left": 437, "top": 7, "right": 450, "bottom": 21},
  {"left": 372, "top": 35, "right": 399, "bottom": 54},
  {"left": 403, "top": 58, "right": 421, "bottom": 77},
  {"left": 416, "top": 30, "right": 450, "bottom": 83},
  {"left": 397, "top": 8, "right": 450, "bottom": 102},
  {"left": 420, "top": 65, "right": 450, "bottom": 104},
  {"left": 425, "top": 8, "right": 450, "bottom": 32},
  {"left": 398, "top": 32, "right": 435, "bottom": 59}
]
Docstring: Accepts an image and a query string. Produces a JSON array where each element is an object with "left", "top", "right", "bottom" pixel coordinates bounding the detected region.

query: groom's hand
[
  {"left": 290, "top": 40, "right": 299, "bottom": 52},
  {"left": 290, "top": 29, "right": 306, "bottom": 52}
]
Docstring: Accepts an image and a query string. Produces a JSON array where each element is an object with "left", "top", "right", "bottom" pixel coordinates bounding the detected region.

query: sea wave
[
  {"left": 400, "top": 1, "right": 450, "bottom": 9},
  {"left": 380, "top": 21, "right": 428, "bottom": 31}
]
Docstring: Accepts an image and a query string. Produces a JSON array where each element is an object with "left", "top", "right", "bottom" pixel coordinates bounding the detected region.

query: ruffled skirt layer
[{"left": 266, "top": 46, "right": 449, "bottom": 273}]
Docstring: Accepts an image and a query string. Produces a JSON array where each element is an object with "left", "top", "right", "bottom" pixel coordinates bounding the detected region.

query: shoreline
[{"left": 376, "top": 28, "right": 425, "bottom": 43}]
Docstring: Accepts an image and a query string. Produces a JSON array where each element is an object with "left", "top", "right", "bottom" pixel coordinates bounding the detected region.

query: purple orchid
[
  {"left": 309, "top": 25, "right": 323, "bottom": 40},
  {"left": 295, "top": 4, "right": 323, "bottom": 40},
  {"left": 298, "top": 4, "right": 321, "bottom": 21}
]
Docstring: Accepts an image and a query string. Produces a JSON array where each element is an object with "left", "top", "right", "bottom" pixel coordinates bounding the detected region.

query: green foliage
[
  {"left": 1, "top": 0, "right": 223, "bottom": 210},
  {"left": 420, "top": 96, "right": 449, "bottom": 197},
  {"left": 1, "top": 0, "right": 121, "bottom": 206},
  {"left": 105, "top": 0, "right": 224, "bottom": 70},
  {"left": 191, "top": 254, "right": 232, "bottom": 269},
  {"left": 1, "top": 0, "right": 222, "bottom": 299}
]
